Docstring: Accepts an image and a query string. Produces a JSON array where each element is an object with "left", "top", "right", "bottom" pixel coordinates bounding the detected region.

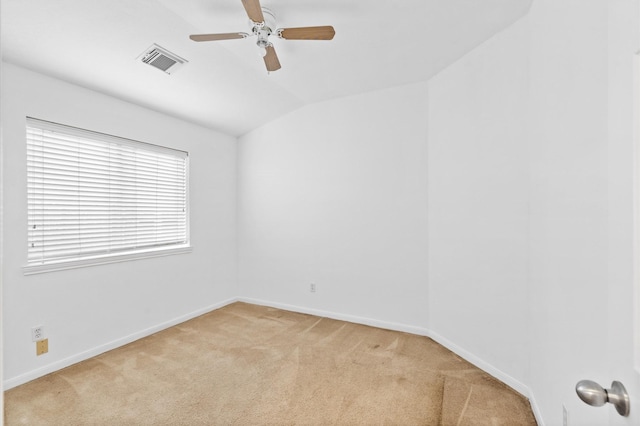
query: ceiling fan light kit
[{"left": 189, "top": 0, "right": 335, "bottom": 72}]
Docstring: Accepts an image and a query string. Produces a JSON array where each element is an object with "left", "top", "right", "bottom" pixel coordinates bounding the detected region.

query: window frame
[{"left": 22, "top": 118, "right": 191, "bottom": 275}]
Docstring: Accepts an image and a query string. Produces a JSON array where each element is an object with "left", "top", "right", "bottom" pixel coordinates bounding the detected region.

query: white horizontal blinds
[{"left": 26, "top": 118, "right": 188, "bottom": 265}]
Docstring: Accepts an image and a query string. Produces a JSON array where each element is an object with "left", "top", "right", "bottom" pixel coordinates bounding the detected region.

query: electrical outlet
[
  {"left": 310, "top": 282, "right": 316, "bottom": 293},
  {"left": 36, "top": 338, "right": 49, "bottom": 356},
  {"left": 563, "top": 404, "right": 569, "bottom": 426},
  {"left": 31, "top": 325, "right": 45, "bottom": 342}
]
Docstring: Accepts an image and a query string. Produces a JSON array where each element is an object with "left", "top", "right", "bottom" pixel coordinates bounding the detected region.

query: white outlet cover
[{"left": 31, "top": 325, "right": 45, "bottom": 342}]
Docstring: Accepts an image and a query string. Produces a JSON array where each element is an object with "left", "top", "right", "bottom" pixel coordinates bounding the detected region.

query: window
[{"left": 24, "top": 118, "right": 189, "bottom": 274}]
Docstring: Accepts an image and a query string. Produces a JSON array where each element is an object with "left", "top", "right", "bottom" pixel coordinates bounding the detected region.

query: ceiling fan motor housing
[{"left": 253, "top": 8, "right": 276, "bottom": 48}]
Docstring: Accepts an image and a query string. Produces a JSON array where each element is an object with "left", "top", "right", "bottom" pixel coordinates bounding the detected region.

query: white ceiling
[{"left": 1, "top": 0, "right": 531, "bottom": 136}]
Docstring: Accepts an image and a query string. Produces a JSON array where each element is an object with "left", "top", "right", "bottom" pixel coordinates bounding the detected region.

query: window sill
[{"left": 22, "top": 245, "right": 192, "bottom": 275}]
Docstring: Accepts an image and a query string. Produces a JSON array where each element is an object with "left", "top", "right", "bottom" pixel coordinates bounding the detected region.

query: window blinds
[{"left": 26, "top": 118, "right": 189, "bottom": 266}]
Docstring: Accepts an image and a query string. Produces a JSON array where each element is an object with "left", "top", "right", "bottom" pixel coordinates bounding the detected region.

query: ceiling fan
[{"left": 189, "top": 0, "right": 335, "bottom": 72}]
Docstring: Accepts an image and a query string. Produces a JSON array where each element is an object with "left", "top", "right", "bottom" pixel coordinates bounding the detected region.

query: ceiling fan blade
[
  {"left": 241, "top": 0, "right": 264, "bottom": 23},
  {"left": 277, "top": 26, "right": 335, "bottom": 40},
  {"left": 263, "top": 45, "right": 281, "bottom": 72},
  {"left": 189, "top": 32, "right": 249, "bottom": 42}
]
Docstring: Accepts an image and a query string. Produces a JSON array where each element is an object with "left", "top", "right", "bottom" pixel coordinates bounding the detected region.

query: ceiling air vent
[{"left": 138, "top": 44, "right": 187, "bottom": 75}]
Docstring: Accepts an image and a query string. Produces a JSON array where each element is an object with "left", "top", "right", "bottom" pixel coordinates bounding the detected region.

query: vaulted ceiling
[{"left": 1, "top": 0, "right": 532, "bottom": 136}]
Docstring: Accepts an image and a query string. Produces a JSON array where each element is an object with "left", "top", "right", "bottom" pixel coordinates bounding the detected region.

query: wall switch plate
[
  {"left": 310, "top": 283, "right": 316, "bottom": 293},
  {"left": 562, "top": 404, "right": 569, "bottom": 426},
  {"left": 31, "top": 325, "right": 45, "bottom": 342},
  {"left": 36, "top": 338, "right": 49, "bottom": 356}
]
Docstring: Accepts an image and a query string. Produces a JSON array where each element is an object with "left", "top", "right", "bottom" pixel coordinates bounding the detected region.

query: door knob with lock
[{"left": 575, "top": 380, "right": 630, "bottom": 417}]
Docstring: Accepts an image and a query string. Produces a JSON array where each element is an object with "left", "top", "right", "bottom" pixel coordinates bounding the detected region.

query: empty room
[{"left": 1, "top": 0, "right": 640, "bottom": 425}]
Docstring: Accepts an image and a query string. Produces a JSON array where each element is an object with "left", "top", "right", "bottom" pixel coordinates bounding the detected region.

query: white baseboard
[
  {"left": 3, "top": 297, "right": 238, "bottom": 390},
  {"left": 426, "top": 329, "right": 529, "bottom": 396},
  {"left": 239, "top": 296, "right": 545, "bottom": 426},
  {"left": 238, "top": 297, "right": 431, "bottom": 337},
  {"left": 4, "top": 295, "right": 545, "bottom": 425},
  {"left": 527, "top": 389, "right": 546, "bottom": 426},
  {"left": 427, "top": 330, "right": 544, "bottom": 425}
]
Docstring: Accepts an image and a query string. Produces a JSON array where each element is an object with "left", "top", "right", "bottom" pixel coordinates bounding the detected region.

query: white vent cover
[{"left": 138, "top": 44, "right": 187, "bottom": 75}]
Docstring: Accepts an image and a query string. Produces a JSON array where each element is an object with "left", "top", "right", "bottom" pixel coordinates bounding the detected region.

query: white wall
[
  {"left": 237, "top": 83, "right": 429, "bottom": 330},
  {"left": 526, "top": 1, "right": 610, "bottom": 425},
  {"left": 1, "top": 62, "right": 238, "bottom": 388},
  {"left": 428, "top": 1, "right": 640, "bottom": 425},
  {"left": 426, "top": 18, "right": 530, "bottom": 390}
]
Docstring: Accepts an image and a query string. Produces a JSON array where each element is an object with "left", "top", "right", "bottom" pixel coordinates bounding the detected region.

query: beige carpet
[{"left": 4, "top": 302, "right": 537, "bottom": 425}]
